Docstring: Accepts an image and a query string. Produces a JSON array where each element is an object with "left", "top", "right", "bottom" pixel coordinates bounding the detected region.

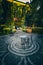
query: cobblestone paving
[{"left": 0, "top": 32, "right": 43, "bottom": 65}]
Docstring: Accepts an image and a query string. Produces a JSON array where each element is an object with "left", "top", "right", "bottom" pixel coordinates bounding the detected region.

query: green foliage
[{"left": 32, "top": 27, "right": 43, "bottom": 33}]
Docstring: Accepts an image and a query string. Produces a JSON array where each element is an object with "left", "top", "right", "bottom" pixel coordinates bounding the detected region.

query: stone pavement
[{"left": 0, "top": 33, "right": 43, "bottom": 65}]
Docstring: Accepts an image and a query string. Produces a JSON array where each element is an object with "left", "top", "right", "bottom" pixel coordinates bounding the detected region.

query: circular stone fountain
[{"left": 8, "top": 31, "right": 39, "bottom": 56}]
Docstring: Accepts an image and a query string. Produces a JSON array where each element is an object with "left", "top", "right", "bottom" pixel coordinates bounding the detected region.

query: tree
[{"left": 30, "top": 0, "right": 43, "bottom": 27}]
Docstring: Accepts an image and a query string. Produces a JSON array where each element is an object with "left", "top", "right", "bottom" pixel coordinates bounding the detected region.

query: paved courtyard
[{"left": 0, "top": 31, "right": 43, "bottom": 65}]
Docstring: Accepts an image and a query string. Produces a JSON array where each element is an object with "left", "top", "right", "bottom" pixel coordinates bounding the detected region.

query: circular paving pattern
[
  {"left": 8, "top": 34, "right": 39, "bottom": 56},
  {"left": 0, "top": 31, "right": 43, "bottom": 65},
  {"left": 8, "top": 41, "right": 39, "bottom": 56},
  {"left": 2, "top": 52, "right": 21, "bottom": 65}
]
